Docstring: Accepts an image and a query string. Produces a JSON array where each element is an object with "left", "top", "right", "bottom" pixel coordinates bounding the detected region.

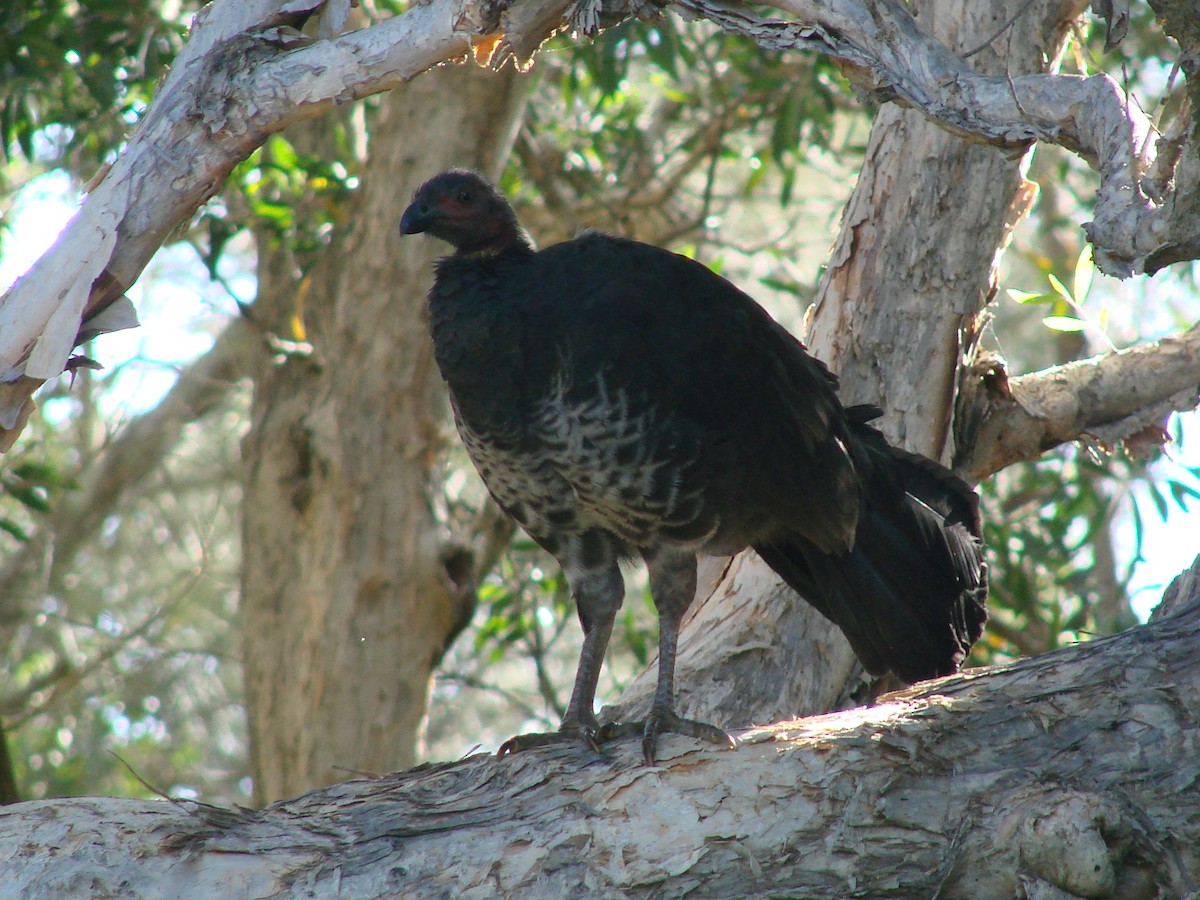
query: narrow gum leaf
[
  {"left": 1047, "top": 273, "right": 1072, "bottom": 300},
  {"left": 1073, "top": 245, "right": 1095, "bottom": 302},
  {"left": 1007, "top": 289, "right": 1056, "bottom": 305},
  {"left": 1043, "top": 315, "right": 1087, "bottom": 332}
]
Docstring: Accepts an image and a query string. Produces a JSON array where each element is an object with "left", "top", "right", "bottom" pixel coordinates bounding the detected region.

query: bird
[{"left": 400, "top": 169, "right": 987, "bottom": 763}]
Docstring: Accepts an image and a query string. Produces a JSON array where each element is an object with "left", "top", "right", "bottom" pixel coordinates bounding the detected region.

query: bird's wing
[{"left": 515, "top": 235, "right": 861, "bottom": 554}]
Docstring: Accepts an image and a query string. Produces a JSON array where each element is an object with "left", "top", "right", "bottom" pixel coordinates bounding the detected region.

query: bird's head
[{"left": 400, "top": 170, "right": 529, "bottom": 256}]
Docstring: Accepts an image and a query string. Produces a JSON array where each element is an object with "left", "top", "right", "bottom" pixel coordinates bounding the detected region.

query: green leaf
[
  {"left": 1073, "top": 244, "right": 1095, "bottom": 303},
  {"left": 264, "top": 135, "right": 298, "bottom": 169},
  {"left": 1007, "top": 289, "right": 1057, "bottom": 305},
  {"left": 1043, "top": 315, "right": 1087, "bottom": 332},
  {"left": 1169, "top": 480, "right": 1200, "bottom": 509},
  {"left": 0, "top": 518, "right": 30, "bottom": 542},
  {"left": 1047, "top": 273, "right": 1072, "bottom": 301},
  {"left": 7, "top": 485, "right": 49, "bottom": 512}
]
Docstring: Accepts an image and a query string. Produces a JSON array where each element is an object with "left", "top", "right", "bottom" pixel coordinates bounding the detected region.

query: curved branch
[
  {"left": 0, "top": 0, "right": 491, "bottom": 444},
  {"left": 956, "top": 322, "right": 1200, "bottom": 480},
  {"left": 681, "top": 0, "right": 1191, "bottom": 280}
]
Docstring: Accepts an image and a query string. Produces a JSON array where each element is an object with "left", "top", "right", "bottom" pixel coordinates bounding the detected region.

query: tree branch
[
  {"left": 956, "top": 323, "right": 1200, "bottom": 480},
  {"left": 680, "top": 0, "right": 1199, "bottom": 280},
  {"left": 0, "top": 0, "right": 496, "bottom": 445},
  {"left": 3, "top": 557, "right": 1198, "bottom": 896}
]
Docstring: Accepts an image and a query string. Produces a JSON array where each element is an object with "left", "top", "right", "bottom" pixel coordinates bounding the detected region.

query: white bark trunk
[{"left": 656, "top": 0, "right": 1076, "bottom": 729}]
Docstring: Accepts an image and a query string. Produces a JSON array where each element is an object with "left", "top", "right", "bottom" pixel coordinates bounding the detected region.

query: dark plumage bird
[{"left": 401, "top": 170, "right": 987, "bottom": 762}]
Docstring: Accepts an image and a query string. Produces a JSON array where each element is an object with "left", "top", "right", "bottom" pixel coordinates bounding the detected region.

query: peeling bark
[
  {"left": 957, "top": 323, "right": 1200, "bottom": 480},
  {"left": 681, "top": 0, "right": 1194, "bottom": 278},
  {"left": 681, "top": 0, "right": 1081, "bottom": 726},
  {"left": 2, "top": 559, "right": 1197, "bottom": 898}
]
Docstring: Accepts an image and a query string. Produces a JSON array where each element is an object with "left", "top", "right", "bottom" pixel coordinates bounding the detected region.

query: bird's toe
[
  {"left": 497, "top": 720, "right": 607, "bottom": 757},
  {"left": 641, "top": 710, "right": 737, "bottom": 763}
]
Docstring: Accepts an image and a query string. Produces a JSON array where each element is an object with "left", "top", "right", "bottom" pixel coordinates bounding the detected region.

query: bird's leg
[
  {"left": 499, "top": 553, "right": 624, "bottom": 756},
  {"left": 558, "top": 564, "right": 624, "bottom": 743},
  {"left": 635, "top": 550, "right": 736, "bottom": 763}
]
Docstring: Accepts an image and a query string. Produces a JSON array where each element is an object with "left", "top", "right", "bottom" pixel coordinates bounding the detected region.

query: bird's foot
[
  {"left": 497, "top": 713, "right": 736, "bottom": 763},
  {"left": 602, "top": 710, "right": 736, "bottom": 763},
  {"left": 497, "top": 720, "right": 606, "bottom": 757}
]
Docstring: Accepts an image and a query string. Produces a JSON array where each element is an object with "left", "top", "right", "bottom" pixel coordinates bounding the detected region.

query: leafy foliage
[
  {"left": 0, "top": 1, "right": 190, "bottom": 171},
  {"left": 1, "top": 398, "right": 247, "bottom": 803},
  {"left": 516, "top": 17, "right": 860, "bottom": 251},
  {"left": 1, "top": 454, "right": 76, "bottom": 543},
  {"left": 1008, "top": 245, "right": 1116, "bottom": 348},
  {"left": 230, "top": 133, "right": 361, "bottom": 267}
]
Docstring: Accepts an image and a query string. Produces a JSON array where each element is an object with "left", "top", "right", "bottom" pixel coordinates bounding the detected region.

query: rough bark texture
[
  {"left": 806, "top": 0, "right": 1083, "bottom": 450},
  {"left": 2, "top": 560, "right": 1197, "bottom": 898},
  {"left": 649, "top": 0, "right": 1083, "bottom": 728},
  {"left": 957, "top": 323, "right": 1200, "bottom": 480},
  {"left": 240, "top": 65, "right": 528, "bottom": 804},
  {"left": 686, "top": 0, "right": 1192, "bottom": 279},
  {"left": 0, "top": 0, "right": 522, "bottom": 447}
]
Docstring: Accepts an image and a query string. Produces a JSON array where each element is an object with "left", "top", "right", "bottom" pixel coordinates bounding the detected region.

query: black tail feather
[{"left": 754, "top": 408, "right": 987, "bottom": 683}]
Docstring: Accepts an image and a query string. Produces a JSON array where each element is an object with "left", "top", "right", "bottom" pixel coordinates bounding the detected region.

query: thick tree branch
[
  {"left": 681, "top": 0, "right": 1200, "bottom": 282},
  {"left": 3, "top": 557, "right": 1198, "bottom": 896},
  {"left": 0, "top": 0, "right": 510, "bottom": 446},
  {"left": 681, "top": 0, "right": 1196, "bottom": 280},
  {"left": 956, "top": 323, "right": 1200, "bottom": 480}
]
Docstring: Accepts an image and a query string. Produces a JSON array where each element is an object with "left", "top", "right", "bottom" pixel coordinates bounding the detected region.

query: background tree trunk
[
  {"left": 4, "top": 559, "right": 1197, "bottom": 898},
  {"left": 615, "top": 0, "right": 1086, "bottom": 731},
  {"left": 807, "top": 0, "right": 1085, "bottom": 454},
  {"left": 240, "top": 64, "right": 529, "bottom": 804}
]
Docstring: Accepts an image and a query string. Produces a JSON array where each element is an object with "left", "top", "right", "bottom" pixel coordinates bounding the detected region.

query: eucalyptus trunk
[
  {"left": 613, "top": 0, "right": 1088, "bottom": 731},
  {"left": 240, "top": 65, "right": 528, "bottom": 804}
]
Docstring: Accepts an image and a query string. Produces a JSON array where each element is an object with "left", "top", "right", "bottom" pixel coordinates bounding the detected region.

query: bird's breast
[{"left": 454, "top": 369, "right": 724, "bottom": 552}]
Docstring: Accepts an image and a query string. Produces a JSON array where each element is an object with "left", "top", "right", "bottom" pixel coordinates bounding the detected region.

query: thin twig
[{"left": 109, "top": 750, "right": 182, "bottom": 804}]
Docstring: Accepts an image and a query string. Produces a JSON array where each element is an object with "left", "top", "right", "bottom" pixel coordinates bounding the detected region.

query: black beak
[{"left": 400, "top": 202, "right": 433, "bottom": 235}]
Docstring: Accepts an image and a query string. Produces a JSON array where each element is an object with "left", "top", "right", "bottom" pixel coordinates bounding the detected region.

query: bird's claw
[
  {"left": 639, "top": 710, "right": 736, "bottom": 763},
  {"left": 497, "top": 721, "right": 605, "bottom": 757},
  {"left": 606, "top": 711, "right": 736, "bottom": 763},
  {"left": 497, "top": 713, "right": 735, "bottom": 763}
]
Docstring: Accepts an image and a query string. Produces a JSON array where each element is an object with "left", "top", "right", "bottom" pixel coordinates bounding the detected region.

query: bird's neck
[{"left": 454, "top": 227, "right": 535, "bottom": 259}]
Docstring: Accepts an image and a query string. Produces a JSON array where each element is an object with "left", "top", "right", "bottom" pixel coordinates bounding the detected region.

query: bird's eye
[{"left": 458, "top": 189, "right": 473, "bottom": 203}]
